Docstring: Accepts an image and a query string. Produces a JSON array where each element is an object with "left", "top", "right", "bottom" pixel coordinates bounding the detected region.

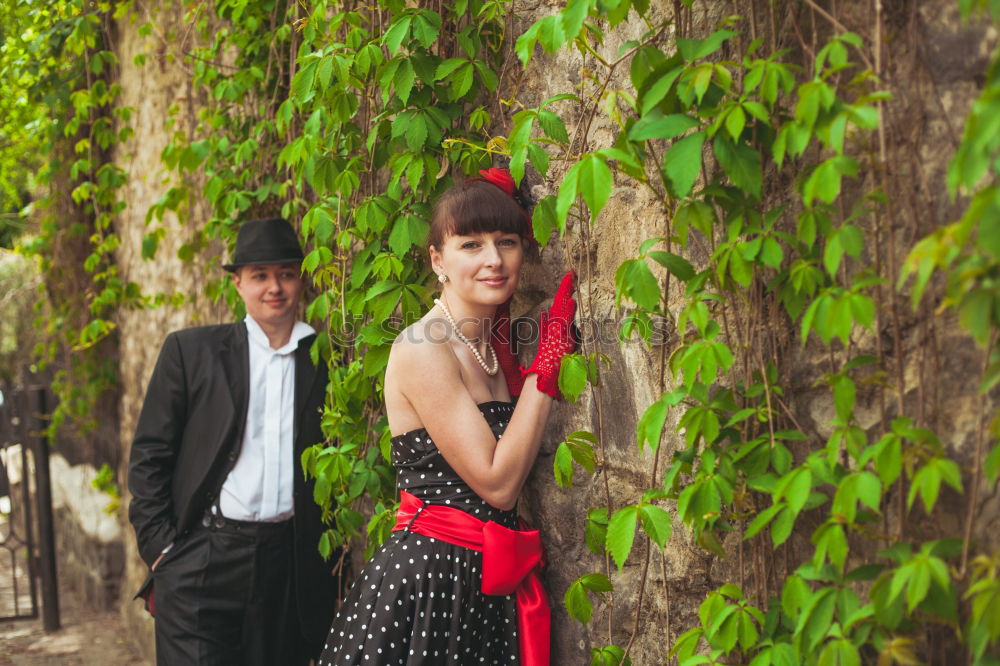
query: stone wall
[
  {"left": 50, "top": 455, "right": 125, "bottom": 612},
  {"left": 103, "top": 0, "right": 999, "bottom": 662},
  {"left": 509, "top": 1, "right": 999, "bottom": 663}
]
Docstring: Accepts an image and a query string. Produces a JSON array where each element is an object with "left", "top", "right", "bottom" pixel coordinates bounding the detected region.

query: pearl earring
[{"left": 438, "top": 274, "right": 449, "bottom": 283}]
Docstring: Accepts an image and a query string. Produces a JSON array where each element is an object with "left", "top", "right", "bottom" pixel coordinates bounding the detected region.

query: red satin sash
[{"left": 392, "top": 491, "right": 550, "bottom": 666}]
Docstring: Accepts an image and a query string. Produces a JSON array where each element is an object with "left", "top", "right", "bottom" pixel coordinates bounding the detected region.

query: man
[{"left": 128, "top": 217, "right": 338, "bottom": 665}]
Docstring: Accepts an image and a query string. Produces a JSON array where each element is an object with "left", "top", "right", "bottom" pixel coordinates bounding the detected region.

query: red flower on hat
[{"left": 476, "top": 168, "right": 516, "bottom": 196}]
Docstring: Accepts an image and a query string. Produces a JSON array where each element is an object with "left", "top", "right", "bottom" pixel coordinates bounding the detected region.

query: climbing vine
[
  {"left": 146, "top": 0, "right": 514, "bottom": 565},
  {"left": 2, "top": 0, "right": 140, "bottom": 453},
  {"left": 513, "top": 0, "right": 1000, "bottom": 664},
  {"left": 5, "top": 0, "right": 1000, "bottom": 662}
]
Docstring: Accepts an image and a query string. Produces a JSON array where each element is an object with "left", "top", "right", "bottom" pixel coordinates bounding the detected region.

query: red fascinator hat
[
  {"left": 475, "top": 168, "right": 517, "bottom": 197},
  {"left": 467, "top": 168, "right": 535, "bottom": 241}
]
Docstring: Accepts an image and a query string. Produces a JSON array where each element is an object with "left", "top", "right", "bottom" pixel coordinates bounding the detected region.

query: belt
[
  {"left": 200, "top": 511, "right": 292, "bottom": 537},
  {"left": 392, "top": 491, "right": 550, "bottom": 666}
]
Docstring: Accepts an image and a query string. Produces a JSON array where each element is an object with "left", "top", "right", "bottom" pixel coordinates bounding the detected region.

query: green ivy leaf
[
  {"left": 563, "top": 154, "right": 613, "bottom": 221},
  {"left": 638, "top": 65, "right": 684, "bottom": 116},
  {"left": 661, "top": 131, "right": 705, "bottom": 199},
  {"left": 637, "top": 397, "right": 670, "bottom": 451},
  {"left": 907, "top": 457, "right": 963, "bottom": 513},
  {"left": 872, "top": 434, "right": 903, "bottom": 486},
  {"left": 769, "top": 506, "right": 794, "bottom": 547},
  {"left": 677, "top": 29, "right": 737, "bottom": 61},
  {"left": 449, "top": 62, "right": 475, "bottom": 98},
  {"left": 647, "top": 250, "right": 695, "bottom": 281},
  {"left": 141, "top": 231, "right": 160, "bottom": 260},
  {"left": 890, "top": 554, "right": 942, "bottom": 612},
  {"left": 724, "top": 105, "right": 746, "bottom": 140},
  {"left": 794, "top": 586, "right": 837, "bottom": 653},
  {"left": 558, "top": 353, "right": 589, "bottom": 402},
  {"left": 553, "top": 431, "right": 597, "bottom": 487},
  {"left": 554, "top": 441, "right": 575, "bottom": 487},
  {"left": 832, "top": 375, "right": 856, "bottom": 423},
  {"left": 823, "top": 224, "right": 863, "bottom": 277},
  {"left": 564, "top": 572, "right": 613, "bottom": 625},
  {"left": 614, "top": 258, "right": 661, "bottom": 310},
  {"left": 537, "top": 109, "right": 570, "bottom": 143},
  {"left": 627, "top": 112, "right": 699, "bottom": 142},
  {"left": 383, "top": 16, "right": 412, "bottom": 54},
  {"left": 590, "top": 644, "right": 631, "bottom": 666},
  {"left": 388, "top": 214, "right": 429, "bottom": 256},
  {"left": 986, "top": 443, "right": 1000, "bottom": 485},
  {"left": 514, "top": 15, "right": 563, "bottom": 65},
  {"left": 564, "top": 578, "right": 594, "bottom": 624},
  {"left": 639, "top": 504, "right": 673, "bottom": 547},
  {"left": 745, "top": 503, "right": 784, "bottom": 540},
  {"left": 606, "top": 506, "right": 638, "bottom": 571},
  {"left": 527, "top": 143, "right": 550, "bottom": 179},
  {"left": 411, "top": 10, "right": 442, "bottom": 48},
  {"left": 959, "top": 287, "right": 995, "bottom": 345},
  {"left": 531, "top": 195, "right": 559, "bottom": 247},
  {"left": 435, "top": 57, "right": 467, "bottom": 80},
  {"left": 559, "top": 0, "right": 593, "bottom": 44},
  {"left": 713, "top": 135, "right": 762, "bottom": 199},
  {"left": 817, "top": 638, "right": 861, "bottom": 666},
  {"left": 585, "top": 509, "right": 609, "bottom": 555}
]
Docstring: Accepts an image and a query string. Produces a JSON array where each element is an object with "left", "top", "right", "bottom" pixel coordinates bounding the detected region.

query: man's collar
[{"left": 244, "top": 315, "right": 315, "bottom": 354}]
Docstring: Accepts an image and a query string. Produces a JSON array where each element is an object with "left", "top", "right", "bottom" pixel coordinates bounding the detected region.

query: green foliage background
[{"left": 3, "top": 0, "right": 1000, "bottom": 662}]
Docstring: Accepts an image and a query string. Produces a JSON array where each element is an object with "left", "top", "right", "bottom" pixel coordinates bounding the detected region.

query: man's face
[{"left": 232, "top": 263, "right": 305, "bottom": 330}]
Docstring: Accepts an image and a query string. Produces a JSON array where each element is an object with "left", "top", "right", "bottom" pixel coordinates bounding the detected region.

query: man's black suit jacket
[{"left": 127, "top": 322, "right": 337, "bottom": 647}]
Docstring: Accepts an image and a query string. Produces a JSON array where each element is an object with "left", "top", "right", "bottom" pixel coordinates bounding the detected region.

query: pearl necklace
[{"left": 434, "top": 298, "right": 499, "bottom": 376}]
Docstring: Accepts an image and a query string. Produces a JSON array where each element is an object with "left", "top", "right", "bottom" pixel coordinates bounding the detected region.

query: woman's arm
[
  {"left": 393, "top": 271, "right": 577, "bottom": 510},
  {"left": 393, "top": 337, "right": 552, "bottom": 510}
]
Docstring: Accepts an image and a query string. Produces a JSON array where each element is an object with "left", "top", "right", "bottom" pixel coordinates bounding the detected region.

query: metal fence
[{"left": 0, "top": 382, "right": 59, "bottom": 630}]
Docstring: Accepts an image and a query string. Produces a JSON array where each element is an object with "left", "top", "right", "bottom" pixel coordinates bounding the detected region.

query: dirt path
[{"left": 0, "top": 580, "right": 147, "bottom": 665}]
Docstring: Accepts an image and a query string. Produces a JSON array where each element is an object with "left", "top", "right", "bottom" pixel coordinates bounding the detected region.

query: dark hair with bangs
[{"left": 428, "top": 180, "right": 529, "bottom": 250}]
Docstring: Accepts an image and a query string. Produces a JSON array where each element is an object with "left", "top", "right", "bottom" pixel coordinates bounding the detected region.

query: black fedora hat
[{"left": 223, "top": 217, "right": 305, "bottom": 272}]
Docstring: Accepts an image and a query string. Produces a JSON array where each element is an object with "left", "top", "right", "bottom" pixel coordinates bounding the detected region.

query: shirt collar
[{"left": 244, "top": 315, "right": 316, "bottom": 355}]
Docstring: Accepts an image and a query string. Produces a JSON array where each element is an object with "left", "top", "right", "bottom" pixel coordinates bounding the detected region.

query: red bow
[
  {"left": 476, "top": 168, "right": 516, "bottom": 196},
  {"left": 393, "top": 491, "right": 550, "bottom": 665}
]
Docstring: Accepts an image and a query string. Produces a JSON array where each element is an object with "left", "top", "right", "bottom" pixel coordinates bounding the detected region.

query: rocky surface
[{"left": 0, "top": 536, "right": 146, "bottom": 666}]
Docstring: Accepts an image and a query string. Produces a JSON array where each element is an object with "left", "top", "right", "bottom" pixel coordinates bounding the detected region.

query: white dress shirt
[{"left": 218, "top": 315, "right": 316, "bottom": 522}]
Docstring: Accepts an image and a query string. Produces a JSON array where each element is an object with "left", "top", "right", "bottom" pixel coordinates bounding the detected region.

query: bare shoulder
[
  {"left": 385, "top": 317, "right": 467, "bottom": 434},
  {"left": 387, "top": 319, "right": 460, "bottom": 391},
  {"left": 390, "top": 319, "right": 451, "bottom": 365}
]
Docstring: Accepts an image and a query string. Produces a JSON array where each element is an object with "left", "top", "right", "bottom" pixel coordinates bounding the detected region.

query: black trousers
[{"left": 152, "top": 517, "right": 313, "bottom": 666}]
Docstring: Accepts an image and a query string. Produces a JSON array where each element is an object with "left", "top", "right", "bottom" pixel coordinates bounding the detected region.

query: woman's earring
[{"left": 438, "top": 274, "right": 449, "bottom": 283}]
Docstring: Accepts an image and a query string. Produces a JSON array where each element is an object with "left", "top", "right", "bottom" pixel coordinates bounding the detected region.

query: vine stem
[
  {"left": 758, "top": 344, "right": 776, "bottom": 448},
  {"left": 622, "top": 196, "right": 675, "bottom": 662},
  {"left": 959, "top": 339, "right": 993, "bottom": 577},
  {"left": 871, "top": 0, "right": 908, "bottom": 541},
  {"left": 801, "top": 0, "right": 875, "bottom": 70},
  {"left": 564, "top": 21, "right": 670, "bottom": 164},
  {"left": 573, "top": 192, "right": 614, "bottom": 640}
]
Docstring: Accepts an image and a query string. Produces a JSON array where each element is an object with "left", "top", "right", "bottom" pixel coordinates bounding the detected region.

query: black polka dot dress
[{"left": 318, "top": 401, "right": 520, "bottom": 665}]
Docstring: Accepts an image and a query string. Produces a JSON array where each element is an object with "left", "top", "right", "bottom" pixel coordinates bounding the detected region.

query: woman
[{"left": 318, "top": 168, "right": 576, "bottom": 666}]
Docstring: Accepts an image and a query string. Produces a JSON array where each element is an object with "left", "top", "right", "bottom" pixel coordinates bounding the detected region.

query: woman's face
[{"left": 430, "top": 230, "right": 524, "bottom": 308}]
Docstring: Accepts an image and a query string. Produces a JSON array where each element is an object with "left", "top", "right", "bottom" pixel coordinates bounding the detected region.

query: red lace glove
[
  {"left": 522, "top": 270, "right": 577, "bottom": 400},
  {"left": 492, "top": 299, "right": 525, "bottom": 397}
]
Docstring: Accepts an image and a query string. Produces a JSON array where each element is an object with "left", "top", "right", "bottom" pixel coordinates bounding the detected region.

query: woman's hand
[{"left": 522, "top": 270, "right": 577, "bottom": 400}]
